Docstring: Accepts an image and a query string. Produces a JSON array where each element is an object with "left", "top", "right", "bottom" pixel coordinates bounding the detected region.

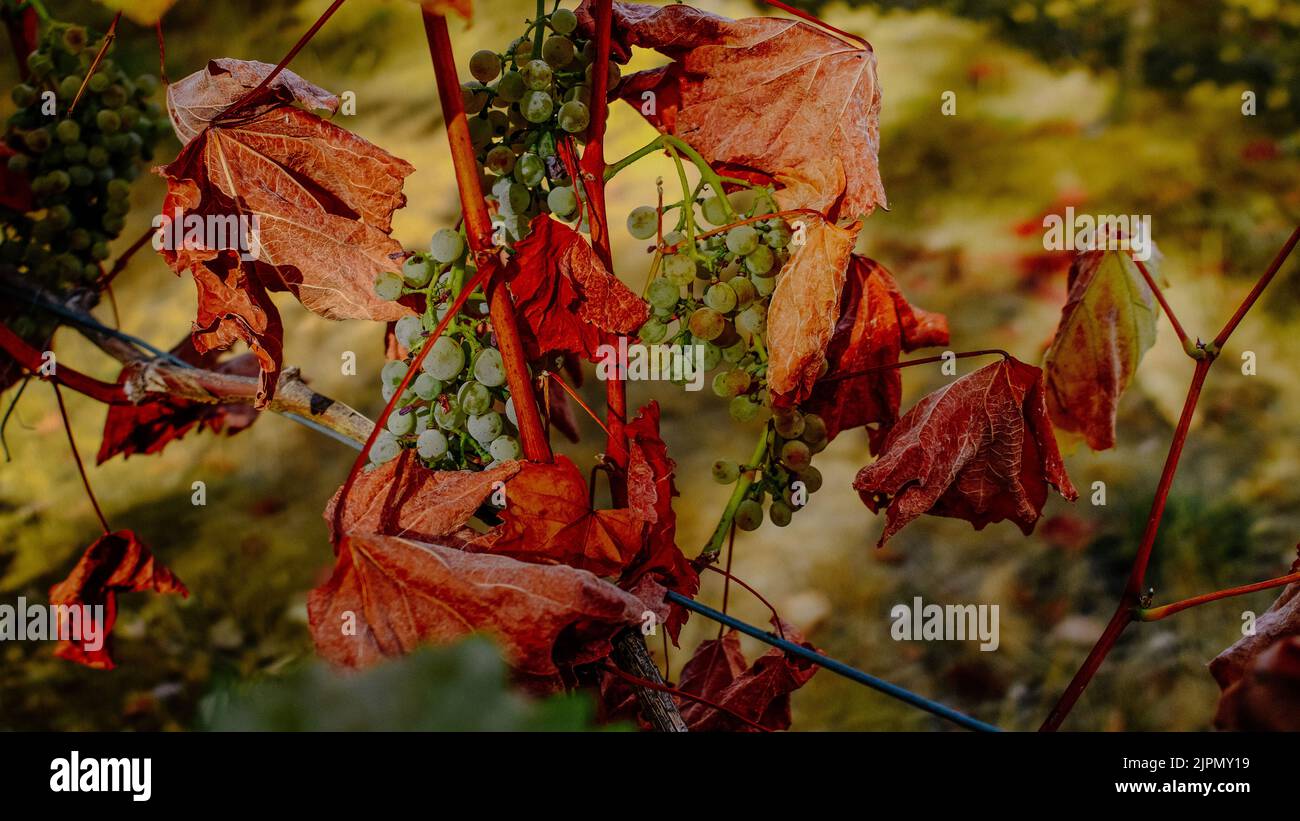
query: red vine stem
[
  {"left": 816, "top": 348, "right": 1010, "bottom": 384},
  {"left": 701, "top": 564, "right": 788, "bottom": 642},
  {"left": 600, "top": 663, "right": 771, "bottom": 732},
  {"left": 67, "top": 11, "right": 119, "bottom": 114},
  {"left": 154, "top": 19, "right": 168, "bottom": 85},
  {"left": 51, "top": 382, "right": 110, "bottom": 535},
  {"left": 0, "top": 323, "right": 125, "bottom": 404},
  {"left": 1042, "top": 225, "right": 1299, "bottom": 731},
  {"left": 423, "top": 9, "right": 551, "bottom": 464},
  {"left": 543, "top": 371, "right": 608, "bottom": 436},
  {"left": 1131, "top": 257, "right": 1191, "bottom": 353},
  {"left": 760, "top": 0, "right": 869, "bottom": 50},
  {"left": 1138, "top": 569, "right": 1300, "bottom": 622}
]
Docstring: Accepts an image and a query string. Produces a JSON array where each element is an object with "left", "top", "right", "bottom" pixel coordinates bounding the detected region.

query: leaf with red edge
[
  {"left": 803, "top": 256, "right": 949, "bottom": 448},
  {"left": 581, "top": 0, "right": 887, "bottom": 219},
  {"left": 506, "top": 215, "right": 648, "bottom": 360},
  {"left": 156, "top": 58, "right": 414, "bottom": 406},
  {"left": 677, "top": 618, "right": 819, "bottom": 732},
  {"left": 767, "top": 218, "right": 861, "bottom": 402},
  {"left": 49, "top": 530, "right": 188, "bottom": 670},
  {"left": 323, "top": 451, "right": 520, "bottom": 543},
  {"left": 97, "top": 337, "right": 261, "bottom": 464},
  {"left": 308, "top": 532, "right": 644, "bottom": 674},
  {"left": 853, "top": 356, "right": 1079, "bottom": 547},
  {"left": 468, "top": 455, "right": 644, "bottom": 577}
]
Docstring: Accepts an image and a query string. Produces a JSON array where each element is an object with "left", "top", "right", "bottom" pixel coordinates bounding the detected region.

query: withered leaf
[
  {"left": 506, "top": 215, "right": 648, "bottom": 361},
  {"left": 1043, "top": 248, "right": 1160, "bottom": 451},
  {"left": 766, "top": 218, "right": 861, "bottom": 402},
  {"left": 156, "top": 58, "right": 414, "bottom": 406},
  {"left": 308, "top": 532, "right": 644, "bottom": 674},
  {"left": 854, "top": 356, "right": 1078, "bottom": 546},
  {"left": 49, "top": 530, "right": 188, "bottom": 670},
  {"left": 1210, "top": 582, "right": 1300, "bottom": 692},
  {"left": 583, "top": 0, "right": 887, "bottom": 219},
  {"left": 803, "top": 256, "right": 949, "bottom": 448}
]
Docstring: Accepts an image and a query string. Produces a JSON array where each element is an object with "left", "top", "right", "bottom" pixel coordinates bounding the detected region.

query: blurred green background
[{"left": 1, "top": 0, "right": 1297, "bottom": 731}]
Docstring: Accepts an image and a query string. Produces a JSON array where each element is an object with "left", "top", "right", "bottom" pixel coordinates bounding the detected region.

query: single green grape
[
  {"left": 472, "top": 347, "right": 506, "bottom": 387},
  {"left": 374, "top": 271, "right": 404, "bottom": 301},
  {"left": 515, "top": 153, "right": 545, "bottom": 187},
  {"left": 765, "top": 219, "right": 792, "bottom": 248},
  {"left": 413, "top": 372, "right": 442, "bottom": 401},
  {"left": 712, "top": 369, "right": 751, "bottom": 398},
  {"left": 701, "top": 195, "right": 730, "bottom": 226},
  {"left": 467, "top": 410, "right": 504, "bottom": 443},
  {"left": 735, "top": 304, "right": 767, "bottom": 338},
  {"left": 417, "top": 428, "right": 449, "bottom": 460},
  {"left": 546, "top": 185, "right": 577, "bottom": 218},
  {"left": 423, "top": 336, "right": 466, "bottom": 381},
  {"left": 729, "top": 394, "right": 760, "bottom": 422},
  {"left": 467, "top": 115, "right": 494, "bottom": 147},
  {"left": 735, "top": 498, "right": 764, "bottom": 531},
  {"left": 402, "top": 255, "right": 434, "bottom": 287},
  {"left": 393, "top": 316, "right": 423, "bottom": 351},
  {"left": 387, "top": 409, "right": 416, "bottom": 436},
  {"left": 704, "top": 282, "right": 738, "bottom": 314},
  {"left": 96, "top": 109, "right": 122, "bottom": 133},
  {"left": 712, "top": 459, "right": 740, "bottom": 484},
  {"left": 745, "top": 244, "right": 776, "bottom": 276},
  {"left": 662, "top": 252, "right": 697, "bottom": 285},
  {"left": 626, "top": 205, "right": 658, "bottom": 240},
  {"left": 522, "top": 90, "right": 554, "bottom": 124},
  {"left": 647, "top": 277, "right": 679, "bottom": 310},
  {"left": 780, "top": 439, "right": 813, "bottom": 472},
  {"left": 458, "top": 381, "right": 493, "bottom": 416},
  {"left": 461, "top": 82, "right": 489, "bottom": 114},
  {"left": 430, "top": 228, "right": 465, "bottom": 263},
  {"left": 433, "top": 399, "right": 466, "bottom": 431},
  {"left": 495, "top": 70, "right": 526, "bottom": 103},
  {"left": 551, "top": 7, "right": 579, "bottom": 33},
  {"left": 557, "top": 100, "right": 589, "bottom": 133},
  {"left": 800, "top": 465, "right": 824, "bottom": 493},
  {"left": 726, "top": 225, "right": 759, "bottom": 255},
  {"left": 370, "top": 430, "right": 401, "bottom": 464},
  {"left": 700, "top": 342, "right": 722, "bottom": 371},
  {"left": 55, "top": 119, "right": 81, "bottom": 144},
  {"left": 687, "top": 307, "right": 725, "bottom": 341},
  {"left": 730, "top": 277, "right": 758, "bottom": 310},
  {"left": 489, "top": 434, "right": 521, "bottom": 462},
  {"left": 381, "top": 359, "right": 410, "bottom": 389},
  {"left": 773, "top": 408, "right": 805, "bottom": 439},
  {"left": 638, "top": 317, "right": 668, "bottom": 344},
  {"left": 485, "top": 145, "right": 516, "bottom": 176},
  {"left": 769, "top": 501, "right": 793, "bottom": 527},
  {"left": 469, "top": 49, "right": 502, "bottom": 83},
  {"left": 542, "top": 36, "right": 575, "bottom": 68},
  {"left": 521, "top": 59, "right": 553, "bottom": 91},
  {"left": 801, "top": 413, "right": 828, "bottom": 445}
]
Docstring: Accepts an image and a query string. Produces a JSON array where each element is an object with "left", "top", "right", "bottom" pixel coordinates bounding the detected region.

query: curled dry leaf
[
  {"left": 581, "top": 1, "right": 887, "bottom": 219},
  {"left": 1215, "top": 635, "right": 1300, "bottom": 731},
  {"left": 854, "top": 356, "right": 1078, "bottom": 547},
  {"left": 1043, "top": 249, "right": 1159, "bottom": 451},
  {"left": 49, "top": 530, "right": 188, "bottom": 670},
  {"left": 506, "top": 215, "right": 649, "bottom": 361},
  {"left": 308, "top": 533, "right": 645, "bottom": 675},
  {"left": 97, "top": 337, "right": 261, "bottom": 464},
  {"left": 1210, "top": 581, "right": 1300, "bottom": 692},
  {"left": 468, "top": 455, "right": 644, "bottom": 577},
  {"left": 677, "top": 618, "right": 818, "bottom": 732},
  {"left": 156, "top": 58, "right": 414, "bottom": 406},
  {"left": 766, "top": 218, "right": 861, "bottom": 402},
  {"left": 803, "top": 256, "right": 949, "bottom": 447}
]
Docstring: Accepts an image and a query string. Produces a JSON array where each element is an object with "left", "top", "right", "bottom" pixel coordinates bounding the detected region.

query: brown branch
[{"left": 609, "top": 631, "right": 691, "bottom": 732}]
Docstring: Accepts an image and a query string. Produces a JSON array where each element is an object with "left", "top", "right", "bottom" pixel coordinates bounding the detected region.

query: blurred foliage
[{"left": 200, "top": 640, "right": 611, "bottom": 731}]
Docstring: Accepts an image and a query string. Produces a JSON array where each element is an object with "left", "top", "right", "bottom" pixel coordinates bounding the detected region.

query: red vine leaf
[
  {"left": 583, "top": 0, "right": 887, "bottom": 219},
  {"left": 803, "top": 256, "right": 949, "bottom": 447},
  {"left": 1210, "top": 581, "right": 1300, "bottom": 695},
  {"left": 96, "top": 337, "right": 261, "bottom": 464},
  {"left": 308, "top": 532, "right": 643, "bottom": 674},
  {"left": 505, "top": 215, "right": 649, "bottom": 361},
  {"left": 1214, "top": 634, "right": 1300, "bottom": 731},
  {"left": 469, "top": 456, "right": 644, "bottom": 577},
  {"left": 323, "top": 451, "right": 521, "bottom": 544},
  {"left": 156, "top": 58, "right": 414, "bottom": 406},
  {"left": 1042, "top": 248, "right": 1160, "bottom": 451},
  {"left": 853, "top": 356, "right": 1079, "bottom": 547},
  {"left": 49, "top": 530, "right": 188, "bottom": 670},
  {"left": 678, "top": 618, "right": 819, "bottom": 732},
  {"left": 767, "top": 218, "right": 861, "bottom": 402}
]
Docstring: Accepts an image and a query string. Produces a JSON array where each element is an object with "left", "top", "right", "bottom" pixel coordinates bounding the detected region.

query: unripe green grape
[
  {"left": 509, "top": 37, "right": 534, "bottom": 64},
  {"left": 68, "top": 228, "right": 91, "bottom": 250},
  {"left": 423, "top": 336, "right": 466, "bottom": 381},
  {"left": 90, "top": 241, "right": 111, "bottom": 261},
  {"left": 87, "top": 146, "right": 109, "bottom": 168},
  {"left": 412, "top": 372, "right": 441, "bottom": 401},
  {"left": 461, "top": 82, "right": 489, "bottom": 114},
  {"left": 58, "top": 75, "right": 82, "bottom": 100},
  {"left": 712, "top": 369, "right": 750, "bottom": 398},
  {"left": 101, "top": 84, "right": 128, "bottom": 108},
  {"left": 546, "top": 185, "right": 577, "bottom": 218},
  {"left": 564, "top": 84, "right": 591, "bottom": 106},
  {"left": 700, "top": 342, "right": 722, "bottom": 371},
  {"left": 764, "top": 219, "right": 792, "bottom": 248},
  {"left": 489, "top": 434, "right": 522, "bottom": 462},
  {"left": 729, "top": 394, "right": 760, "bottom": 422},
  {"left": 11, "top": 83, "right": 37, "bottom": 108},
  {"left": 662, "top": 253, "right": 696, "bottom": 285},
  {"left": 637, "top": 317, "right": 671, "bottom": 345},
  {"left": 495, "top": 70, "right": 526, "bottom": 103},
  {"left": 773, "top": 408, "right": 805, "bottom": 439},
  {"left": 745, "top": 244, "right": 776, "bottom": 276},
  {"left": 801, "top": 413, "right": 828, "bottom": 445},
  {"left": 374, "top": 271, "right": 404, "bottom": 300},
  {"left": 387, "top": 409, "right": 416, "bottom": 436},
  {"left": 23, "top": 128, "right": 51, "bottom": 153},
  {"left": 485, "top": 109, "right": 509, "bottom": 136},
  {"left": 416, "top": 428, "right": 449, "bottom": 460},
  {"left": 515, "top": 153, "right": 545, "bottom": 187},
  {"left": 55, "top": 118, "right": 81, "bottom": 144},
  {"left": 469, "top": 49, "right": 502, "bottom": 83},
  {"left": 729, "top": 277, "right": 758, "bottom": 310},
  {"left": 704, "top": 282, "right": 738, "bottom": 314},
  {"left": 458, "top": 381, "right": 493, "bottom": 416},
  {"left": 433, "top": 400, "right": 465, "bottom": 431},
  {"left": 47, "top": 204, "right": 73, "bottom": 229},
  {"left": 779, "top": 439, "right": 812, "bottom": 472},
  {"left": 557, "top": 99, "right": 589, "bottom": 133},
  {"left": 467, "top": 116, "right": 494, "bottom": 148},
  {"left": 380, "top": 359, "right": 409, "bottom": 388},
  {"left": 752, "top": 273, "right": 776, "bottom": 297},
  {"left": 735, "top": 499, "right": 764, "bottom": 531},
  {"left": 584, "top": 61, "right": 620, "bottom": 88},
  {"left": 735, "top": 304, "right": 767, "bottom": 339},
  {"left": 687, "top": 307, "right": 724, "bottom": 341},
  {"left": 769, "top": 501, "right": 793, "bottom": 527},
  {"left": 800, "top": 465, "right": 823, "bottom": 493},
  {"left": 26, "top": 51, "right": 53, "bottom": 78},
  {"left": 104, "top": 213, "right": 129, "bottom": 236},
  {"left": 472, "top": 347, "right": 506, "bottom": 387},
  {"left": 725, "top": 224, "right": 759, "bottom": 255},
  {"left": 96, "top": 109, "right": 122, "bottom": 133},
  {"left": 106, "top": 177, "right": 131, "bottom": 199},
  {"left": 522, "top": 90, "right": 554, "bottom": 124},
  {"left": 370, "top": 430, "right": 401, "bottom": 464},
  {"left": 551, "top": 7, "right": 579, "bottom": 33},
  {"left": 61, "top": 25, "right": 88, "bottom": 53},
  {"left": 647, "top": 277, "right": 679, "bottom": 310},
  {"left": 496, "top": 181, "right": 531, "bottom": 214},
  {"left": 542, "top": 36, "right": 575, "bottom": 68},
  {"left": 701, "top": 195, "right": 730, "bottom": 226},
  {"left": 485, "top": 145, "right": 516, "bottom": 176},
  {"left": 393, "top": 316, "right": 423, "bottom": 352},
  {"left": 626, "top": 205, "right": 658, "bottom": 240},
  {"left": 467, "top": 410, "right": 504, "bottom": 443},
  {"left": 521, "top": 59, "right": 553, "bottom": 91},
  {"left": 402, "top": 255, "right": 434, "bottom": 287},
  {"left": 712, "top": 459, "right": 740, "bottom": 484},
  {"left": 135, "top": 74, "right": 159, "bottom": 97},
  {"left": 505, "top": 396, "right": 517, "bottom": 427},
  {"left": 662, "top": 230, "right": 685, "bottom": 248},
  {"left": 429, "top": 228, "right": 465, "bottom": 264}
]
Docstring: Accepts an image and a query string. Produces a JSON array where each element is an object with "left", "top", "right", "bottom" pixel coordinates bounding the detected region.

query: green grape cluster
[
  {"left": 459, "top": 5, "right": 608, "bottom": 244},
  {"left": 712, "top": 408, "right": 827, "bottom": 530},
  {"left": 369, "top": 229, "right": 521, "bottom": 472},
  {"left": 1, "top": 18, "right": 166, "bottom": 343}
]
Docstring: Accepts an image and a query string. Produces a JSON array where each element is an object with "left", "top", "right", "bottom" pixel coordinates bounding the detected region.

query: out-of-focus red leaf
[
  {"left": 854, "top": 356, "right": 1078, "bottom": 547},
  {"left": 1215, "top": 635, "right": 1300, "bottom": 731},
  {"left": 49, "top": 530, "right": 188, "bottom": 670},
  {"left": 505, "top": 215, "right": 648, "bottom": 361},
  {"left": 581, "top": 0, "right": 887, "bottom": 219},
  {"left": 803, "top": 256, "right": 949, "bottom": 448},
  {"left": 469, "top": 455, "right": 644, "bottom": 577},
  {"left": 96, "top": 337, "right": 261, "bottom": 463},
  {"left": 767, "top": 219, "right": 861, "bottom": 403},
  {"left": 307, "top": 532, "right": 643, "bottom": 674},
  {"left": 156, "top": 58, "right": 414, "bottom": 406},
  {"left": 323, "top": 451, "right": 520, "bottom": 543},
  {"left": 677, "top": 618, "right": 818, "bottom": 732},
  {"left": 0, "top": 143, "right": 33, "bottom": 212}
]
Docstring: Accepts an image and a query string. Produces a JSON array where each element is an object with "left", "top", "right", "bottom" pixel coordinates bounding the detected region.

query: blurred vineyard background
[{"left": 1, "top": 0, "right": 1297, "bottom": 731}]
